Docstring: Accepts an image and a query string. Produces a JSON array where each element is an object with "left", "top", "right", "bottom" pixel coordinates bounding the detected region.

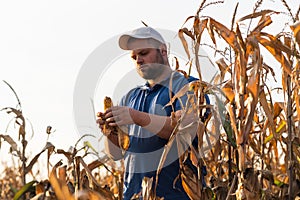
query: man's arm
[{"left": 105, "top": 106, "right": 190, "bottom": 140}]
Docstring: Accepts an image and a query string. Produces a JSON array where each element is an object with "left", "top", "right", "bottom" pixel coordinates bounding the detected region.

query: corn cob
[
  {"left": 101, "top": 96, "right": 113, "bottom": 135},
  {"left": 103, "top": 96, "right": 130, "bottom": 151}
]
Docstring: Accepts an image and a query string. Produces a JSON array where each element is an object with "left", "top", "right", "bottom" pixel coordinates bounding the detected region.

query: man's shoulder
[
  {"left": 170, "top": 72, "right": 198, "bottom": 90},
  {"left": 172, "top": 71, "right": 197, "bottom": 82}
]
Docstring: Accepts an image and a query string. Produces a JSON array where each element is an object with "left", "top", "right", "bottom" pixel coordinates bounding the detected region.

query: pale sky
[{"left": 0, "top": 0, "right": 298, "bottom": 176}]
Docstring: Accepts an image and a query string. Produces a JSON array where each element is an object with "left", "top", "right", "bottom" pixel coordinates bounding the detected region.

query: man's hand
[
  {"left": 105, "top": 106, "right": 135, "bottom": 126},
  {"left": 96, "top": 111, "right": 116, "bottom": 136},
  {"left": 96, "top": 111, "right": 124, "bottom": 159}
]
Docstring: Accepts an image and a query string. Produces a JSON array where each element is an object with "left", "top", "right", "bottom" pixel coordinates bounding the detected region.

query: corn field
[{"left": 1, "top": 1, "right": 300, "bottom": 199}]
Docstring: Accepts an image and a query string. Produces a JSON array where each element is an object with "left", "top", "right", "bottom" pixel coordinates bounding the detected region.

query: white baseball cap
[{"left": 119, "top": 27, "right": 166, "bottom": 50}]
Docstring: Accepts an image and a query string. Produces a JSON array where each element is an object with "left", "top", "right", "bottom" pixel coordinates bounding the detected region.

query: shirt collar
[{"left": 140, "top": 71, "right": 183, "bottom": 90}]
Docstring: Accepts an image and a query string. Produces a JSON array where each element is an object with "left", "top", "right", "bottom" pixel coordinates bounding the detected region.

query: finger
[
  {"left": 97, "top": 123, "right": 104, "bottom": 129},
  {"left": 112, "top": 117, "right": 125, "bottom": 126},
  {"left": 108, "top": 121, "right": 118, "bottom": 127},
  {"left": 96, "top": 118, "right": 105, "bottom": 125},
  {"left": 111, "top": 107, "right": 120, "bottom": 117},
  {"left": 104, "top": 111, "right": 114, "bottom": 119},
  {"left": 110, "top": 106, "right": 120, "bottom": 111},
  {"left": 96, "top": 112, "right": 104, "bottom": 118},
  {"left": 106, "top": 116, "right": 116, "bottom": 123}
]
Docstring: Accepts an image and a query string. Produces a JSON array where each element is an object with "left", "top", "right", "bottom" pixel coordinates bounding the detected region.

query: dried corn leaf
[
  {"left": 271, "top": 140, "right": 279, "bottom": 163},
  {"left": 196, "top": 120, "right": 205, "bottom": 153},
  {"left": 2, "top": 80, "right": 22, "bottom": 109},
  {"left": 215, "top": 58, "right": 230, "bottom": 82},
  {"left": 18, "top": 125, "right": 26, "bottom": 139},
  {"left": 295, "top": 83, "right": 300, "bottom": 123},
  {"left": 236, "top": 23, "right": 246, "bottom": 52},
  {"left": 181, "top": 163, "right": 201, "bottom": 200},
  {"left": 284, "top": 35, "right": 292, "bottom": 49},
  {"left": 193, "top": 16, "right": 201, "bottom": 36},
  {"left": 232, "top": 55, "right": 243, "bottom": 109},
  {"left": 227, "top": 104, "right": 239, "bottom": 144},
  {"left": 56, "top": 149, "right": 73, "bottom": 161},
  {"left": 164, "top": 80, "right": 209, "bottom": 108},
  {"left": 208, "top": 18, "right": 238, "bottom": 50},
  {"left": 242, "top": 168, "right": 260, "bottom": 196},
  {"left": 213, "top": 186, "right": 228, "bottom": 200},
  {"left": 78, "top": 157, "right": 101, "bottom": 188},
  {"left": 177, "top": 122, "right": 198, "bottom": 157},
  {"left": 248, "top": 137, "right": 261, "bottom": 155},
  {"left": 76, "top": 189, "right": 105, "bottom": 200},
  {"left": 190, "top": 146, "right": 200, "bottom": 168},
  {"left": 182, "top": 15, "right": 197, "bottom": 32},
  {"left": 58, "top": 166, "right": 68, "bottom": 190},
  {"left": 194, "top": 18, "right": 208, "bottom": 44},
  {"left": 259, "top": 92, "right": 276, "bottom": 137},
  {"left": 181, "top": 27, "right": 194, "bottom": 40},
  {"left": 223, "top": 88, "right": 235, "bottom": 104},
  {"left": 290, "top": 21, "right": 300, "bottom": 47},
  {"left": 252, "top": 15, "right": 273, "bottom": 33},
  {"left": 155, "top": 107, "right": 196, "bottom": 193},
  {"left": 237, "top": 10, "right": 278, "bottom": 22},
  {"left": 156, "top": 127, "right": 177, "bottom": 176},
  {"left": 142, "top": 177, "right": 153, "bottom": 200},
  {"left": 2, "top": 107, "right": 26, "bottom": 140},
  {"left": 35, "top": 182, "right": 45, "bottom": 195},
  {"left": 0, "top": 134, "right": 22, "bottom": 157},
  {"left": 78, "top": 157, "right": 115, "bottom": 199},
  {"left": 25, "top": 142, "right": 55, "bottom": 174},
  {"left": 244, "top": 37, "right": 261, "bottom": 140},
  {"left": 207, "top": 18, "right": 217, "bottom": 47},
  {"left": 173, "top": 56, "right": 180, "bottom": 70},
  {"left": 193, "top": 18, "right": 208, "bottom": 79},
  {"left": 260, "top": 32, "right": 298, "bottom": 58},
  {"left": 49, "top": 161, "right": 73, "bottom": 200},
  {"left": 274, "top": 102, "right": 284, "bottom": 118},
  {"left": 178, "top": 29, "right": 191, "bottom": 60},
  {"left": 177, "top": 69, "right": 189, "bottom": 78},
  {"left": 257, "top": 36, "right": 292, "bottom": 75},
  {"left": 87, "top": 159, "right": 106, "bottom": 171}
]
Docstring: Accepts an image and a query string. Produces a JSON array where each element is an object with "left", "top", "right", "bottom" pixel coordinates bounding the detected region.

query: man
[{"left": 97, "top": 27, "right": 197, "bottom": 200}]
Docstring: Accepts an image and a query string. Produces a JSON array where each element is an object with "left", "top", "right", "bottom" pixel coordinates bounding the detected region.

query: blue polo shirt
[{"left": 119, "top": 72, "right": 197, "bottom": 200}]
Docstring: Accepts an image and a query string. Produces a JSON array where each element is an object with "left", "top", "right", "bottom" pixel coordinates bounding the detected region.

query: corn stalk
[{"left": 178, "top": 2, "right": 300, "bottom": 199}]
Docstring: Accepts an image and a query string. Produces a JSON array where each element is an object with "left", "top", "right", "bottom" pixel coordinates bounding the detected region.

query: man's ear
[{"left": 159, "top": 44, "right": 167, "bottom": 56}]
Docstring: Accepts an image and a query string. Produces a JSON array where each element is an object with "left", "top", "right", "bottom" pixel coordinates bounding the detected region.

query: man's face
[{"left": 128, "top": 39, "right": 165, "bottom": 80}]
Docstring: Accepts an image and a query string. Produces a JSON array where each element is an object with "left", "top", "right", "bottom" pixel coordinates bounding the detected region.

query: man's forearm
[{"left": 130, "top": 108, "right": 174, "bottom": 140}]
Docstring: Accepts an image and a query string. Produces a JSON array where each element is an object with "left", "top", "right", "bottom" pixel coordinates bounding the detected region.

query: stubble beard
[{"left": 137, "top": 51, "right": 166, "bottom": 80}]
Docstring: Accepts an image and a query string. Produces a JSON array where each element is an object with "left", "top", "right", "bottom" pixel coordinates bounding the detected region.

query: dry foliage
[
  {"left": 174, "top": 0, "right": 300, "bottom": 199},
  {"left": 1, "top": 1, "right": 300, "bottom": 200}
]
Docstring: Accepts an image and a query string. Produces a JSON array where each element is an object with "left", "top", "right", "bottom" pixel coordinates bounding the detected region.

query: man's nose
[{"left": 136, "top": 56, "right": 143, "bottom": 64}]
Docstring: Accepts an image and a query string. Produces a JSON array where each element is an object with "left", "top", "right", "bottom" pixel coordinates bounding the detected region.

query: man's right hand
[{"left": 96, "top": 111, "right": 116, "bottom": 136}]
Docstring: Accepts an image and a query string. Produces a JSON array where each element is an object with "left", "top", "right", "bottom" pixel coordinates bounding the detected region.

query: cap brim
[{"left": 118, "top": 34, "right": 131, "bottom": 50}]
